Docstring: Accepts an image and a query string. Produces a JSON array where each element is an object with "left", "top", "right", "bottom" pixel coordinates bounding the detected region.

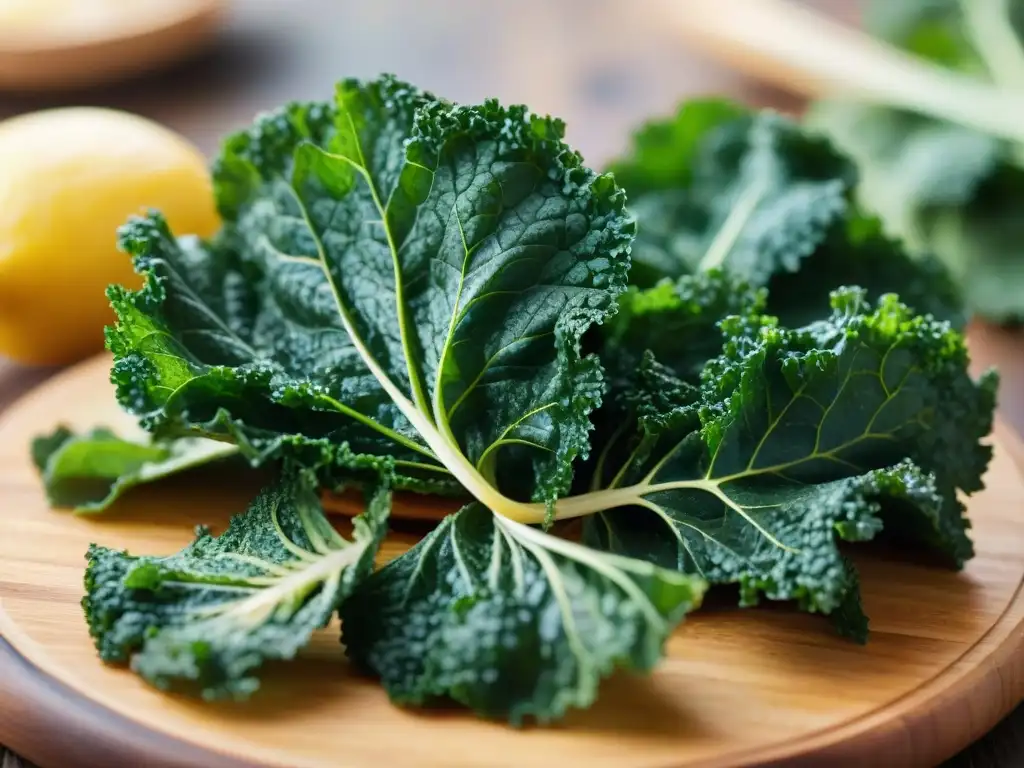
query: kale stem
[
  {"left": 698, "top": 173, "right": 768, "bottom": 272},
  {"left": 961, "top": 0, "right": 1024, "bottom": 92},
  {"left": 669, "top": 0, "right": 1024, "bottom": 144}
]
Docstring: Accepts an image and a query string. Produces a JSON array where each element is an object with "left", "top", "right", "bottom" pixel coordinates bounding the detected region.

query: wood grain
[{"left": 1, "top": 354, "right": 1024, "bottom": 768}]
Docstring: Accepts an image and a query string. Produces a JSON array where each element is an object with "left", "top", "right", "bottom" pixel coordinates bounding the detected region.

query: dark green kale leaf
[
  {"left": 764, "top": 209, "right": 966, "bottom": 329},
  {"left": 594, "top": 233, "right": 962, "bottom": 414},
  {"left": 109, "top": 215, "right": 457, "bottom": 497},
  {"left": 916, "top": 163, "right": 1024, "bottom": 321},
  {"left": 609, "top": 99, "right": 856, "bottom": 289},
  {"left": 32, "top": 426, "right": 239, "bottom": 513},
  {"left": 806, "top": 0, "right": 1024, "bottom": 321},
  {"left": 341, "top": 502, "right": 704, "bottom": 724},
  {"left": 600, "top": 269, "right": 765, "bottom": 388},
  {"left": 83, "top": 468, "right": 388, "bottom": 699},
  {"left": 108, "top": 74, "right": 633, "bottom": 513},
  {"left": 578, "top": 269, "right": 765, "bottom": 496},
  {"left": 612, "top": 97, "right": 966, "bottom": 327},
  {"left": 607, "top": 98, "right": 748, "bottom": 193},
  {"left": 579, "top": 288, "right": 996, "bottom": 640}
]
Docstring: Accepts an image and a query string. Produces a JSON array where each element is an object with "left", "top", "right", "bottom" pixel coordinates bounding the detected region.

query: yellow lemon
[{"left": 0, "top": 107, "right": 219, "bottom": 366}]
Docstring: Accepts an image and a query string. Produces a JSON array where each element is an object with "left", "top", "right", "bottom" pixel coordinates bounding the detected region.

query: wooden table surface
[{"left": 2, "top": 1, "right": 1024, "bottom": 766}]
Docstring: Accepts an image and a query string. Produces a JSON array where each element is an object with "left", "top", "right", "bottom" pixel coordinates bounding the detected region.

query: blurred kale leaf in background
[
  {"left": 807, "top": 0, "right": 1024, "bottom": 322},
  {"left": 607, "top": 98, "right": 966, "bottom": 330}
]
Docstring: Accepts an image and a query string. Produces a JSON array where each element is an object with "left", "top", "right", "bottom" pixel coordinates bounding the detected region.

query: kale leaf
[
  {"left": 32, "top": 426, "right": 239, "bottom": 513},
  {"left": 341, "top": 502, "right": 704, "bottom": 723},
  {"left": 108, "top": 74, "right": 633, "bottom": 512},
  {"left": 109, "top": 214, "right": 458, "bottom": 497},
  {"left": 83, "top": 467, "right": 388, "bottom": 699},
  {"left": 609, "top": 99, "right": 855, "bottom": 289},
  {"left": 599, "top": 269, "right": 765, "bottom": 389},
  {"left": 612, "top": 97, "right": 965, "bottom": 327},
  {"left": 579, "top": 288, "right": 996, "bottom": 640}
]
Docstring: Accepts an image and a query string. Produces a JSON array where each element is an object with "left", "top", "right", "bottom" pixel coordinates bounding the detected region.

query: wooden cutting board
[{"left": 1, "top": 353, "right": 1024, "bottom": 768}]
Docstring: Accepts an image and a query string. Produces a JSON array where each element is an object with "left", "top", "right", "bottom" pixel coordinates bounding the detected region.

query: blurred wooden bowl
[{"left": 0, "top": 0, "right": 226, "bottom": 92}]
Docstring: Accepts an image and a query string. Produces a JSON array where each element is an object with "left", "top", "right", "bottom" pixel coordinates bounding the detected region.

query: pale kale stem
[
  {"left": 960, "top": 0, "right": 1024, "bottom": 165},
  {"left": 404, "top": 415, "right": 541, "bottom": 521},
  {"left": 329, "top": 116, "right": 432, "bottom": 417},
  {"left": 217, "top": 552, "right": 299, "bottom": 577},
  {"left": 522, "top": 429, "right": 885, "bottom": 524},
  {"left": 516, "top": 475, "right": 791, "bottom": 555},
  {"left": 961, "top": 0, "right": 1024, "bottom": 91},
  {"left": 518, "top": 477, "right": 720, "bottom": 523},
  {"left": 527, "top": 483, "right": 651, "bottom": 521},
  {"left": 317, "top": 394, "right": 439, "bottom": 461},
  {"left": 187, "top": 545, "right": 362, "bottom": 623},
  {"left": 697, "top": 172, "right": 769, "bottom": 272},
  {"left": 589, "top": 422, "right": 629, "bottom": 492}
]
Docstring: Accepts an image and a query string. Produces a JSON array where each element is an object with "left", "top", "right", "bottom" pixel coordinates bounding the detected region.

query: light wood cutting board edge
[
  {"left": 1, "top": 356, "right": 1024, "bottom": 768},
  {"left": 0, "top": 635, "right": 246, "bottom": 768}
]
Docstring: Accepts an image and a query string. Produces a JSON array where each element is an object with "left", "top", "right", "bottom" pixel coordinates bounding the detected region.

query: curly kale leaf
[
  {"left": 108, "top": 74, "right": 633, "bottom": 513},
  {"left": 109, "top": 215, "right": 458, "bottom": 497},
  {"left": 599, "top": 269, "right": 766, "bottom": 389},
  {"left": 609, "top": 99, "right": 855, "bottom": 289},
  {"left": 579, "top": 288, "right": 996, "bottom": 640},
  {"left": 341, "top": 502, "right": 704, "bottom": 724},
  {"left": 806, "top": 0, "right": 1024, "bottom": 321},
  {"left": 612, "top": 97, "right": 965, "bottom": 327},
  {"left": 31, "top": 426, "right": 239, "bottom": 513},
  {"left": 83, "top": 469, "right": 388, "bottom": 699},
  {"left": 578, "top": 269, "right": 764, "bottom": 495}
]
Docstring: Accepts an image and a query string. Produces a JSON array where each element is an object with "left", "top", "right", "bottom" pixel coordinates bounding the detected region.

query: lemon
[{"left": 0, "top": 107, "right": 220, "bottom": 366}]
